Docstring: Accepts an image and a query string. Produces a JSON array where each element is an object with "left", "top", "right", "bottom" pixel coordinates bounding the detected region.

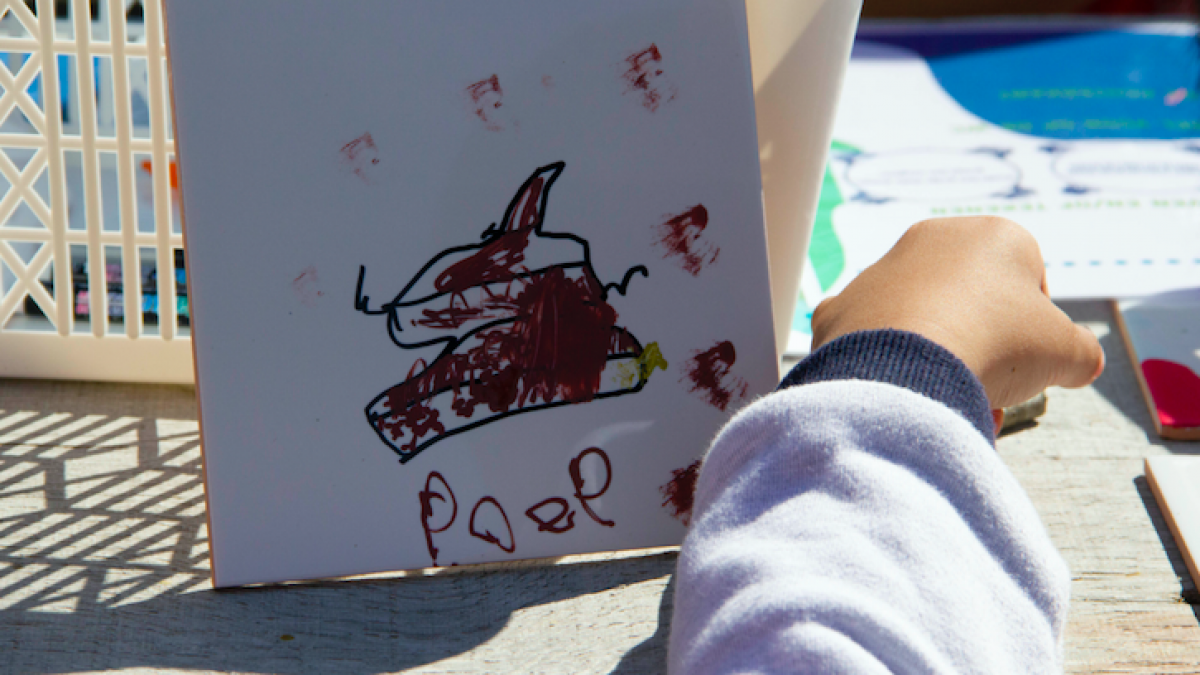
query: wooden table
[{"left": 1, "top": 299, "right": 1196, "bottom": 673}]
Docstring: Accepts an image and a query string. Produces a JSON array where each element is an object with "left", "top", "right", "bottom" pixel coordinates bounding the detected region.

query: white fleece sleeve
[{"left": 668, "top": 381, "right": 1070, "bottom": 674}]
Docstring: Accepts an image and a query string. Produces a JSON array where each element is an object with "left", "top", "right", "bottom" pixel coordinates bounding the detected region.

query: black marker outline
[{"left": 357, "top": 162, "right": 659, "bottom": 464}]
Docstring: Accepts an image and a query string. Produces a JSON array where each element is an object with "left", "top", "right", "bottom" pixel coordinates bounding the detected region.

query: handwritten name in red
[{"left": 418, "top": 446, "right": 615, "bottom": 566}]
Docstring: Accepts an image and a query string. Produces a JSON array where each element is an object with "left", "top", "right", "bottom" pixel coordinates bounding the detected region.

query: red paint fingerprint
[
  {"left": 1142, "top": 359, "right": 1200, "bottom": 427},
  {"left": 467, "top": 75, "right": 505, "bottom": 131},
  {"left": 683, "top": 341, "right": 748, "bottom": 411},
  {"left": 469, "top": 496, "right": 515, "bottom": 553},
  {"left": 655, "top": 205, "right": 719, "bottom": 276},
  {"left": 622, "top": 44, "right": 676, "bottom": 112},
  {"left": 291, "top": 265, "right": 324, "bottom": 307},
  {"left": 660, "top": 460, "right": 701, "bottom": 526},
  {"left": 340, "top": 133, "right": 381, "bottom": 183},
  {"left": 541, "top": 75, "right": 555, "bottom": 90}
]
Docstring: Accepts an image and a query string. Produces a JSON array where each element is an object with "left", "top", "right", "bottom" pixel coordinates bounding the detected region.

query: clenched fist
[{"left": 810, "top": 217, "right": 1104, "bottom": 410}]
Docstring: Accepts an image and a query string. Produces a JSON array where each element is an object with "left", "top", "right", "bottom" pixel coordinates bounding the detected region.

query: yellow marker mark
[
  {"left": 614, "top": 360, "right": 639, "bottom": 388},
  {"left": 610, "top": 341, "right": 668, "bottom": 389},
  {"left": 638, "top": 342, "right": 668, "bottom": 380}
]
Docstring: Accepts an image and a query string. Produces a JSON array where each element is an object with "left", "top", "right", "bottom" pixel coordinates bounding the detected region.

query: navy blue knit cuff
[{"left": 780, "top": 329, "right": 994, "bottom": 443}]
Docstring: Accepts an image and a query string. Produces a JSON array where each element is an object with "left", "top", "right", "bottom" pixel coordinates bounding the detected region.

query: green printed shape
[{"left": 808, "top": 140, "right": 857, "bottom": 292}]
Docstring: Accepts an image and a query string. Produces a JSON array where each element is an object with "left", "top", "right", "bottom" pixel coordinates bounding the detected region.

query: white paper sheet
[
  {"left": 167, "top": 0, "right": 778, "bottom": 586},
  {"left": 789, "top": 22, "right": 1200, "bottom": 355}
]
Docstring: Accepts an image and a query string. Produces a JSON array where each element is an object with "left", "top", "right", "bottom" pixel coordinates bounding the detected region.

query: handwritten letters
[{"left": 419, "top": 447, "right": 614, "bottom": 566}]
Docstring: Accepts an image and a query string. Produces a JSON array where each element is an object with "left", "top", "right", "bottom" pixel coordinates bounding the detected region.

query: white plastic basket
[{"left": 0, "top": 0, "right": 190, "bottom": 383}]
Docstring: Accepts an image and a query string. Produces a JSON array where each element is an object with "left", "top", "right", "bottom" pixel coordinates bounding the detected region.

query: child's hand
[{"left": 810, "top": 217, "right": 1104, "bottom": 410}]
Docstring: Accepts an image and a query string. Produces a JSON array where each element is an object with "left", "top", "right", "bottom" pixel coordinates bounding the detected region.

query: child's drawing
[
  {"left": 622, "top": 44, "right": 677, "bottom": 113},
  {"left": 355, "top": 162, "right": 669, "bottom": 463},
  {"left": 340, "top": 132, "right": 381, "bottom": 183},
  {"left": 654, "top": 204, "right": 719, "bottom": 276},
  {"left": 466, "top": 75, "right": 507, "bottom": 131},
  {"left": 682, "top": 340, "right": 747, "bottom": 411},
  {"left": 660, "top": 459, "right": 701, "bottom": 525}
]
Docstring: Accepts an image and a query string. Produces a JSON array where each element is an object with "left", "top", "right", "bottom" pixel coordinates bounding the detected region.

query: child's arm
[
  {"left": 668, "top": 217, "right": 1102, "bottom": 674},
  {"left": 807, "top": 216, "right": 1103, "bottom": 411}
]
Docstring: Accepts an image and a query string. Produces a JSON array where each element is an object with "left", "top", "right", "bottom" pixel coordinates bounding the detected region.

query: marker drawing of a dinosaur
[{"left": 355, "top": 162, "right": 667, "bottom": 464}]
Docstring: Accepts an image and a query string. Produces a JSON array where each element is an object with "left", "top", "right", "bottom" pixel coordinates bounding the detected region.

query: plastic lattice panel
[{"left": 0, "top": 0, "right": 190, "bottom": 383}]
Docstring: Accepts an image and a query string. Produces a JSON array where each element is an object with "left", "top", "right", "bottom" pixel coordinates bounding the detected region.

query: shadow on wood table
[
  {"left": 0, "top": 378, "right": 677, "bottom": 674},
  {"left": 1027, "top": 301, "right": 1200, "bottom": 672},
  {"left": 1061, "top": 301, "right": 1200, "bottom": 611},
  {"left": 1062, "top": 300, "right": 1200, "bottom": 460},
  {"left": 1133, "top": 477, "right": 1200, "bottom": 609},
  {"left": 15, "top": 300, "right": 1197, "bottom": 672},
  {"left": 611, "top": 574, "right": 674, "bottom": 674}
]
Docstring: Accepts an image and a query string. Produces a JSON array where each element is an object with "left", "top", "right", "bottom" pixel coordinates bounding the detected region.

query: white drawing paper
[{"left": 165, "top": 0, "right": 776, "bottom": 586}]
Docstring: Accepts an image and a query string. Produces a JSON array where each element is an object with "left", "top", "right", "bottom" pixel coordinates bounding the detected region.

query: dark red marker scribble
[
  {"left": 340, "top": 132, "right": 381, "bottom": 183},
  {"left": 655, "top": 205, "right": 719, "bottom": 276},
  {"left": 569, "top": 447, "right": 614, "bottom": 527},
  {"left": 419, "top": 471, "right": 457, "bottom": 566},
  {"left": 371, "top": 264, "right": 631, "bottom": 455},
  {"left": 622, "top": 44, "right": 676, "bottom": 112},
  {"left": 467, "top": 74, "right": 505, "bottom": 131},
  {"left": 683, "top": 341, "right": 748, "bottom": 412},
  {"left": 435, "top": 176, "right": 544, "bottom": 293},
  {"left": 292, "top": 265, "right": 324, "bottom": 307},
  {"left": 357, "top": 163, "right": 657, "bottom": 463},
  {"left": 469, "top": 496, "right": 515, "bottom": 553},
  {"left": 525, "top": 497, "right": 576, "bottom": 533},
  {"left": 660, "top": 459, "right": 701, "bottom": 526}
]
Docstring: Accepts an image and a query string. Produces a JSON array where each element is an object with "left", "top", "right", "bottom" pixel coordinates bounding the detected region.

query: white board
[
  {"left": 165, "top": 0, "right": 777, "bottom": 586},
  {"left": 1145, "top": 456, "right": 1200, "bottom": 594},
  {"left": 1116, "top": 292, "right": 1200, "bottom": 440}
]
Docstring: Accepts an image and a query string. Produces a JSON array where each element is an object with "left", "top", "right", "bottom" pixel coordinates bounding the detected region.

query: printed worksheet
[{"left": 791, "top": 21, "right": 1200, "bottom": 354}]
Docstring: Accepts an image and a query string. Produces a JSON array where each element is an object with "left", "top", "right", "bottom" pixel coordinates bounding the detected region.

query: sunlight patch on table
[
  {"left": 0, "top": 460, "right": 44, "bottom": 516},
  {"left": 64, "top": 446, "right": 140, "bottom": 481},
  {"left": 0, "top": 562, "right": 87, "bottom": 613}
]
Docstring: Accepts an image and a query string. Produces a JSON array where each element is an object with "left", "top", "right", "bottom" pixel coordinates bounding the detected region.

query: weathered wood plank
[
  {"left": 1003, "top": 301, "right": 1200, "bottom": 673},
  {"left": 0, "top": 300, "right": 1195, "bottom": 673}
]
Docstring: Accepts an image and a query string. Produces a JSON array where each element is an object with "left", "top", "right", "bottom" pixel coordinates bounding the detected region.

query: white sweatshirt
[{"left": 669, "top": 330, "right": 1070, "bottom": 674}]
